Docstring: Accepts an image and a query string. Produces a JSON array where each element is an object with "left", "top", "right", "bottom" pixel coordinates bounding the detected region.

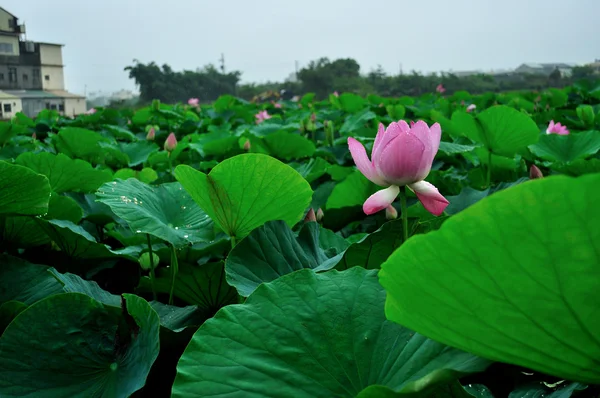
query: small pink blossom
[
  {"left": 348, "top": 120, "right": 449, "bottom": 217},
  {"left": 85, "top": 108, "right": 96, "bottom": 115},
  {"left": 436, "top": 84, "right": 445, "bottom": 94},
  {"left": 333, "top": 91, "right": 339, "bottom": 97},
  {"left": 529, "top": 165, "right": 543, "bottom": 179},
  {"left": 274, "top": 102, "right": 282, "bottom": 108},
  {"left": 243, "top": 140, "right": 251, "bottom": 151},
  {"left": 146, "top": 127, "right": 156, "bottom": 141},
  {"left": 304, "top": 208, "right": 317, "bottom": 223},
  {"left": 466, "top": 104, "right": 476, "bottom": 113},
  {"left": 546, "top": 120, "right": 569, "bottom": 135},
  {"left": 255, "top": 110, "right": 271, "bottom": 124},
  {"left": 188, "top": 98, "right": 199, "bottom": 106}
]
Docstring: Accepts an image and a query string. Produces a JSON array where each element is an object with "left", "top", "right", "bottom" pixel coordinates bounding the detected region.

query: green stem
[
  {"left": 399, "top": 186, "right": 408, "bottom": 243},
  {"left": 230, "top": 235, "right": 237, "bottom": 250},
  {"left": 486, "top": 150, "right": 492, "bottom": 188},
  {"left": 169, "top": 244, "right": 179, "bottom": 305},
  {"left": 168, "top": 154, "right": 174, "bottom": 181},
  {"left": 146, "top": 234, "right": 157, "bottom": 301}
]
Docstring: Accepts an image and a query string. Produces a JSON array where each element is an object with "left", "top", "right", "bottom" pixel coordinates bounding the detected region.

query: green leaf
[
  {"left": 476, "top": 105, "right": 540, "bottom": 156},
  {"left": 172, "top": 268, "right": 491, "bottom": 397},
  {"left": 52, "top": 127, "right": 108, "bottom": 163},
  {"left": 340, "top": 109, "right": 377, "bottom": 135},
  {"left": 0, "top": 255, "right": 63, "bottom": 305},
  {"left": 552, "top": 158, "right": 600, "bottom": 176},
  {"left": 529, "top": 131, "right": 600, "bottom": 163},
  {"left": 149, "top": 301, "right": 206, "bottom": 333},
  {"left": 175, "top": 154, "right": 313, "bottom": 240},
  {"left": 49, "top": 269, "right": 121, "bottom": 307},
  {"left": 15, "top": 152, "right": 112, "bottom": 194},
  {"left": 188, "top": 131, "right": 240, "bottom": 158},
  {"left": 0, "top": 301, "right": 27, "bottom": 335},
  {"left": 262, "top": 131, "right": 316, "bottom": 160},
  {"left": 137, "top": 261, "right": 237, "bottom": 316},
  {"left": 379, "top": 174, "right": 600, "bottom": 384},
  {"left": 226, "top": 220, "right": 349, "bottom": 296},
  {"left": 326, "top": 170, "right": 377, "bottom": 210},
  {"left": 120, "top": 140, "right": 160, "bottom": 167},
  {"left": 291, "top": 157, "right": 330, "bottom": 183},
  {"left": 96, "top": 179, "right": 214, "bottom": 247},
  {"left": 438, "top": 141, "right": 478, "bottom": 155},
  {"left": 508, "top": 382, "right": 586, "bottom": 398},
  {"left": 0, "top": 161, "right": 51, "bottom": 216},
  {"left": 0, "top": 293, "right": 160, "bottom": 398},
  {"left": 338, "top": 92, "right": 366, "bottom": 113}
]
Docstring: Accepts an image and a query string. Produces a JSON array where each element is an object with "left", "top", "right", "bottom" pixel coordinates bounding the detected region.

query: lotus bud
[
  {"left": 304, "top": 208, "right": 317, "bottom": 223},
  {"left": 146, "top": 127, "right": 156, "bottom": 141},
  {"left": 138, "top": 252, "right": 160, "bottom": 271},
  {"left": 436, "top": 84, "right": 445, "bottom": 94},
  {"left": 188, "top": 98, "right": 199, "bottom": 107},
  {"left": 466, "top": 104, "right": 476, "bottom": 113},
  {"left": 385, "top": 205, "right": 398, "bottom": 220},
  {"left": 316, "top": 208, "right": 324, "bottom": 222},
  {"left": 243, "top": 140, "right": 251, "bottom": 151},
  {"left": 310, "top": 113, "right": 316, "bottom": 122},
  {"left": 529, "top": 165, "right": 543, "bottom": 180},
  {"left": 32, "top": 132, "right": 37, "bottom": 141},
  {"left": 164, "top": 133, "right": 177, "bottom": 153},
  {"left": 576, "top": 105, "right": 595, "bottom": 127}
]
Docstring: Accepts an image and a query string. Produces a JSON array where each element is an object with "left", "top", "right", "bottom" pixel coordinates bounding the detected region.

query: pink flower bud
[
  {"left": 32, "top": 132, "right": 37, "bottom": 141},
  {"left": 466, "top": 104, "right": 476, "bottom": 113},
  {"left": 333, "top": 91, "right": 339, "bottom": 97},
  {"left": 188, "top": 98, "right": 199, "bottom": 106},
  {"left": 310, "top": 113, "right": 316, "bottom": 122},
  {"left": 164, "top": 133, "right": 177, "bottom": 152},
  {"left": 274, "top": 102, "right": 282, "bottom": 109},
  {"left": 146, "top": 127, "right": 156, "bottom": 141},
  {"left": 385, "top": 205, "right": 398, "bottom": 220},
  {"left": 304, "top": 208, "right": 317, "bottom": 223},
  {"left": 243, "top": 140, "right": 251, "bottom": 151},
  {"left": 546, "top": 120, "right": 569, "bottom": 135},
  {"left": 529, "top": 165, "right": 543, "bottom": 180},
  {"left": 436, "top": 84, "right": 445, "bottom": 94},
  {"left": 316, "top": 208, "right": 324, "bottom": 222}
]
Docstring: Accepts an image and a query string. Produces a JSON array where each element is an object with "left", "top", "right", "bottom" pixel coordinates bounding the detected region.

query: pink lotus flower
[
  {"left": 188, "top": 98, "right": 199, "bottom": 106},
  {"left": 529, "top": 165, "right": 543, "bottom": 179},
  {"left": 146, "top": 127, "right": 156, "bottom": 141},
  {"left": 546, "top": 120, "right": 569, "bottom": 135},
  {"left": 164, "top": 133, "right": 177, "bottom": 152},
  {"left": 255, "top": 110, "right": 271, "bottom": 124},
  {"left": 466, "top": 104, "right": 476, "bottom": 113},
  {"left": 85, "top": 108, "right": 96, "bottom": 115},
  {"left": 274, "top": 102, "right": 282, "bottom": 109},
  {"left": 333, "top": 91, "right": 339, "bottom": 97},
  {"left": 436, "top": 84, "right": 445, "bottom": 94},
  {"left": 348, "top": 121, "right": 449, "bottom": 216}
]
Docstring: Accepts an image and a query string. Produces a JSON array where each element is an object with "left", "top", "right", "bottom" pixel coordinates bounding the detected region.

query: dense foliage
[
  {"left": 125, "top": 57, "right": 600, "bottom": 103},
  {"left": 1, "top": 81, "right": 600, "bottom": 397}
]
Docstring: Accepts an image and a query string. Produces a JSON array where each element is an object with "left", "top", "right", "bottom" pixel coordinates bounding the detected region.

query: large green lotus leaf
[
  {"left": 188, "top": 130, "right": 240, "bottom": 158},
  {"left": 291, "top": 157, "right": 330, "bottom": 183},
  {"left": 552, "top": 158, "right": 600, "bottom": 176},
  {"left": 49, "top": 269, "right": 121, "bottom": 307},
  {"left": 0, "top": 255, "right": 63, "bottom": 305},
  {"left": 340, "top": 109, "right": 377, "bottom": 134},
  {"left": 326, "top": 170, "right": 378, "bottom": 210},
  {"left": 171, "top": 268, "right": 491, "bottom": 397},
  {"left": 438, "top": 141, "right": 479, "bottom": 155},
  {"left": 96, "top": 179, "right": 214, "bottom": 247},
  {"left": 36, "top": 219, "right": 123, "bottom": 260},
  {"left": 137, "top": 261, "right": 237, "bottom": 318},
  {"left": 0, "top": 293, "right": 160, "bottom": 398},
  {"left": 52, "top": 127, "right": 108, "bottom": 163},
  {"left": 226, "top": 220, "right": 349, "bottom": 296},
  {"left": 0, "top": 161, "right": 51, "bottom": 216},
  {"left": 0, "top": 301, "right": 27, "bottom": 335},
  {"left": 507, "top": 382, "right": 587, "bottom": 398},
  {"left": 113, "top": 167, "right": 158, "bottom": 184},
  {"left": 2, "top": 192, "right": 83, "bottom": 248},
  {"left": 379, "top": 174, "right": 600, "bottom": 383},
  {"left": 529, "top": 131, "right": 600, "bottom": 163},
  {"left": 339, "top": 92, "right": 366, "bottom": 113},
  {"left": 15, "top": 152, "right": 113, "bottom": 194},
  {"left": 120, "top": 140, "right": 160, "bottom": 167},
  {"left": 262, "top": 131, "right": 316, "bottom": 160},
  {"left": 476, "top": 105, "right": 540, "bottom": 157},
  {"left": 175, "top": 154, "right": 313, "bottom": 240}
]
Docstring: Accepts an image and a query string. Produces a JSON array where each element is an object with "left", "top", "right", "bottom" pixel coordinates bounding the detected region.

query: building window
[
  {"left": 50, "top": 104, "right": 57, "bottom": 110},
  {"left": 59, "top": 104, "right": 65, "bottom": 112},
  {"left": 3, "top": 103, "right": 11, "bottom": 113},
  {"left": 0, "top": 73, "right": 4, "bottom": 81},
  {"left": 45, "top": 75, "right": 50, "bottom": 81},
  {"left": 23, "top": 74, "right": 28, "bottom": 81},
  {"left": 0, "top": 43, "right": 14, "bottom": 53},
  {"left": 8, "top": 19, "right": 15, "bottom": 28},
  {"left": 32, "top": 69, "right": 40, "bottom": 85},
  {"left": 8, "top": 68, "right": 17, "bottom": 83}
]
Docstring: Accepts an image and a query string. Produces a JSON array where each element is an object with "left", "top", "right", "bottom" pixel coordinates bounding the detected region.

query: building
[
  {"left": 0, "top": 7, "right": 86, "bottom": 119},
  {"left": 514, "top": 63, "right": 574, "bottom": 77}
]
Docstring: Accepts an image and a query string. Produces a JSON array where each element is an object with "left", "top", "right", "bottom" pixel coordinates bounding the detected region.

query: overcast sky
[{"left": 4, "top": 0, "right": 600, "bottom": 96}]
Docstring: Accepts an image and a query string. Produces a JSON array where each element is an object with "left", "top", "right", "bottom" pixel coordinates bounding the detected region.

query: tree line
[{"left": 124, "top": 57, "right": 599, "bottom": 104}]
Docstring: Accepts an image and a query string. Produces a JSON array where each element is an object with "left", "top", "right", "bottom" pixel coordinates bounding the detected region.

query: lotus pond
[{"left": 0, "top": 85, "right": 599, "bottom": 397}]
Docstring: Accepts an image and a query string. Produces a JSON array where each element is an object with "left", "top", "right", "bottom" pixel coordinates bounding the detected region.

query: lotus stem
[
  {"left": 399, "top": 186, "right": 408, "bottom": 243},
  {"left": 146, "top": 234, "right": 157, "bottom": 301}
]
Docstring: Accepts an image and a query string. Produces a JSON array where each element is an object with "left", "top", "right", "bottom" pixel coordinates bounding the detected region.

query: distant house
[
  {"left": 0, "top": 7, "right": 86, "bottom": 119},
  {"left": 514, "top": 63, "right": 574, "bottom": 77},
  {"left": 586, "top": 59, "right": 600, "bottom": 74}
]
